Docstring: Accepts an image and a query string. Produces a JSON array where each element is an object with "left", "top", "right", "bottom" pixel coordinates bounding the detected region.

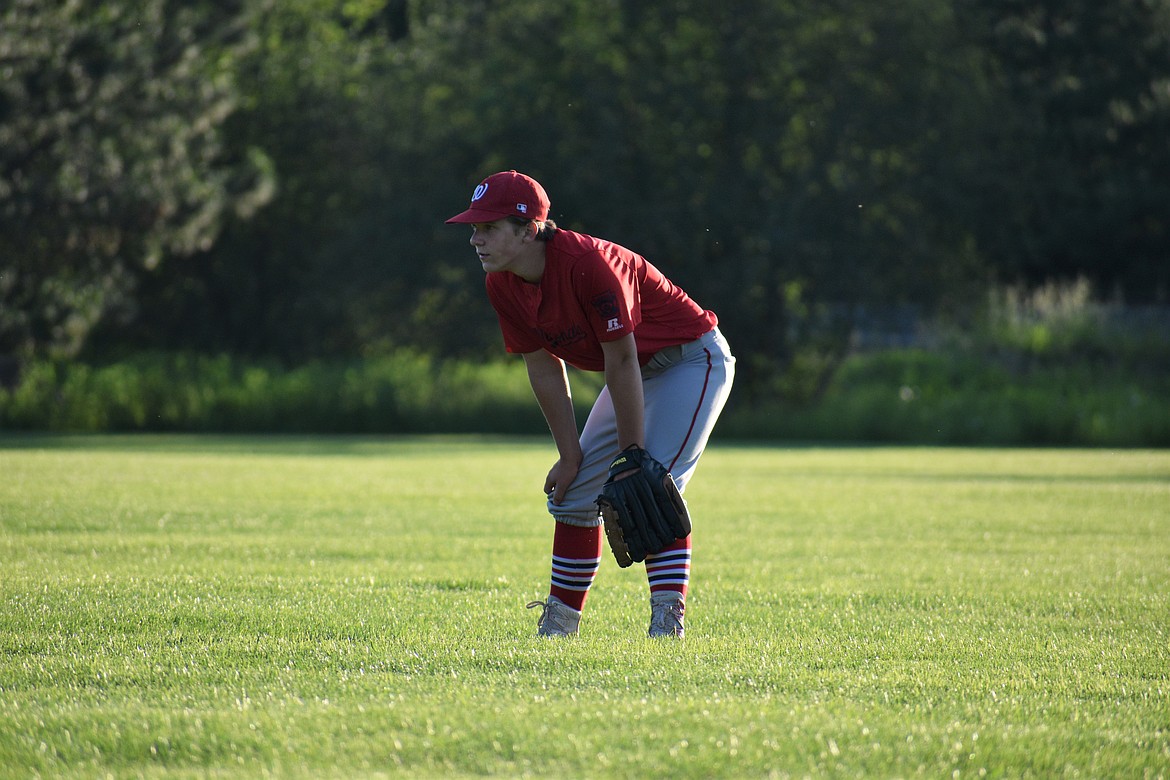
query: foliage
[
  {"left": 1, "top": 439, "right": 1167, "bottom": 776},
  {"left": 3, "top": 0, "right": 1169, "bottom": 397},
  {"left": 0, "top": 0, "right": 275, "bottom": 359},
  {"left": 726, "top": 349, "right": 1170, "bottom": 446},
  {"left": 0, "top": 351, "right": 573, "bottom": 434},
  {"left": 2, "top": 321, "right": 1166, "bottom": 445},
  {"left": 5, "top": 277, "right": 1168, "bottom": 444},
  {"left": 218, "top": 0, "right": 1166, "bottom": 370},
  {"left": 954, "top": 0, "right": 1170, "bottom": 295},
  {"left": 720, "top": 280, "right": 1170, "bottom": 446},
  {"left": 976, "top": 277, "right": 1170, "bottom": 366}
]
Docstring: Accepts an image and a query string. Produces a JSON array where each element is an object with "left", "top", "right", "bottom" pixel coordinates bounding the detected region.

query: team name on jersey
[{"left": 537, "top": 324, "right": 587, "bottom": 350}]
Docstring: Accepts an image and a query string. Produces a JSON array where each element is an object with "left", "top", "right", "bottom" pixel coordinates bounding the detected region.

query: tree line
[{"left": 2, "top": 0, "right": 1168, "bottom": 396}]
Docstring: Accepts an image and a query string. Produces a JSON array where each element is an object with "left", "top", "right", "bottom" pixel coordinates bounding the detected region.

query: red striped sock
[
  {"left": 548, "top": 523, "right": 602, "bottom": 611},
  {"left": 645, "top": 536, "right": 691, "bottom": 599}
]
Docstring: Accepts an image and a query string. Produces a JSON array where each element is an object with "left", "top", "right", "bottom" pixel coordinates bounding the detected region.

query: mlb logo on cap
[{"left": 446, "top": 170, "right": 550, "bottom": 224}]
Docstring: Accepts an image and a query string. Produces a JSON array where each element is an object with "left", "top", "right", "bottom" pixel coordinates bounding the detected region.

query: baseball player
[{"left": 446, "top": 170, "right": 734, "bottom": 638}]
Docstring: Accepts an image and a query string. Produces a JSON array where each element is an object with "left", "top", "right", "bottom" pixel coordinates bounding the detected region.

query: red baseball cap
[{"left": 445, "top": 170, "right": 550, "bottom": 224}]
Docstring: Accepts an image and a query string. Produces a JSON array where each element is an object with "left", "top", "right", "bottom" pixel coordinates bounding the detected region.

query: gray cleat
[
  {"left": 648, "top": 592, "right": 686, "bottom": 638},
  {"left": 526, "top": 598, "right": 581, "bottom": 637}
]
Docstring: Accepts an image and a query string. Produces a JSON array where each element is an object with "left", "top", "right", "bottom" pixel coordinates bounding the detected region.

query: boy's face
[{"left": 468, "top": 219, "right": 530, "bottom": 275}]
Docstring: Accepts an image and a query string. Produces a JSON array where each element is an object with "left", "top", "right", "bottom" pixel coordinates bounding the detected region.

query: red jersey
[{"left": 485, "top": 229, "right": 718, "bottom": 371}]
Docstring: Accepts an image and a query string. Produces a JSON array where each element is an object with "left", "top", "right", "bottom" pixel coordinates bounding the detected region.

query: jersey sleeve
[{"left": 575, "top": 247, "right": 642, "bottom": 342}]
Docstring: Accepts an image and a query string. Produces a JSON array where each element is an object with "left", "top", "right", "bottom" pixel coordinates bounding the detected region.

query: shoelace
[{"left": 525, "top": 600, "right": 550, "bottom": 629}]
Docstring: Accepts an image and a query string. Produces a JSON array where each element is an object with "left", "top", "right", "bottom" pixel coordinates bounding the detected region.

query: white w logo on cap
[{"left": 472, "top": 183, "right": 488, "bottom": 201}]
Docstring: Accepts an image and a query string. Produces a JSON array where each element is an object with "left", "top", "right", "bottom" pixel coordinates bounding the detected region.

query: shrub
[
  {"left": 0, "top": 352, "right": 553, "bottom": 435},
  {"left": 718, "top": 348, "right": 1170, "bottom": 446}
]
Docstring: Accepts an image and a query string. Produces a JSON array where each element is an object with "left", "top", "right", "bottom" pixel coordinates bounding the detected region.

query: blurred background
[{"left": 2, "top": 0, "right": 1168, "bottom": 444}]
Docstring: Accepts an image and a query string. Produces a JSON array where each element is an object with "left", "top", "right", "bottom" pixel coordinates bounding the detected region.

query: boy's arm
[{"left": 523, "top": 349, "right": 582, "bottom": 504}]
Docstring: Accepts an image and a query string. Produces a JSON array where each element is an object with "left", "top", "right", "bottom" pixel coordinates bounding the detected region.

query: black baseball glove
[{"left": 596, "top": 446, "right": 692, "bottom": 567}]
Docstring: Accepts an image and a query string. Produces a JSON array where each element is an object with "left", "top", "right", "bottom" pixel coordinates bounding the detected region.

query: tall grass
[
  {"left": 725, "top": 348, "right": 1170, "bottom": 446},
  {"left": 729, "top": 280, "right": 1170, "bottom": 445},
  {"left": 1, "top": 281, "right": 1167, "bottom": 444},
  {"left": 0, "top": 352, "right": 575, "bottom": 435},
  {"left": 1, "top": 436, "right": 1168, "bottom": 777}
]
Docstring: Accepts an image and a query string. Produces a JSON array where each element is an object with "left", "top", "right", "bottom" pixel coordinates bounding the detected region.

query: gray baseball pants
[{"left": 549, "top": 327, "right": 735, "bottom": 527}]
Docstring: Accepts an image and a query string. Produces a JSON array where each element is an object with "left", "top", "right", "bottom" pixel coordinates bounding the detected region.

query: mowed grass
[{"left": 1, "top": 435, "right": 1167, "bottom": 779}]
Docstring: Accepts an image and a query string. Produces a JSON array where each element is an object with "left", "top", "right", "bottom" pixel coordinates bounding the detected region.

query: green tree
[
  {"left": 110, "top": 0, "right": 501, "bottom": 361},
  {"left": 956, "top": 0, "right": 1170, "bottom": 300},
  {"left": 74, "top": 0, "right": 1170, "bottom": 398},
  {"left": 0, "top": 0, "right": 273, "bottom": 359},
  {"left": 409, "top": 0, "right": 996, "bottom": 393}
]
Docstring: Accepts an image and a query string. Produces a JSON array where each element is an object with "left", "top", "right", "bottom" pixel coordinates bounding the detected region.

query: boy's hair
[{"left": 507, "top": 216, "right": 558, "bottom": 241}]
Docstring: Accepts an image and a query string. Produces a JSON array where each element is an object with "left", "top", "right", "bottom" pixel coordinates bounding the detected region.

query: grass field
[{"left": 1, "top": 435, "right": 1167, "bottom": 778}]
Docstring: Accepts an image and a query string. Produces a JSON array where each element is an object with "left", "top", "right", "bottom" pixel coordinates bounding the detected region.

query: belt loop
[{"left": 682, "top": 328, "right": 718, "bottom": 358}]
